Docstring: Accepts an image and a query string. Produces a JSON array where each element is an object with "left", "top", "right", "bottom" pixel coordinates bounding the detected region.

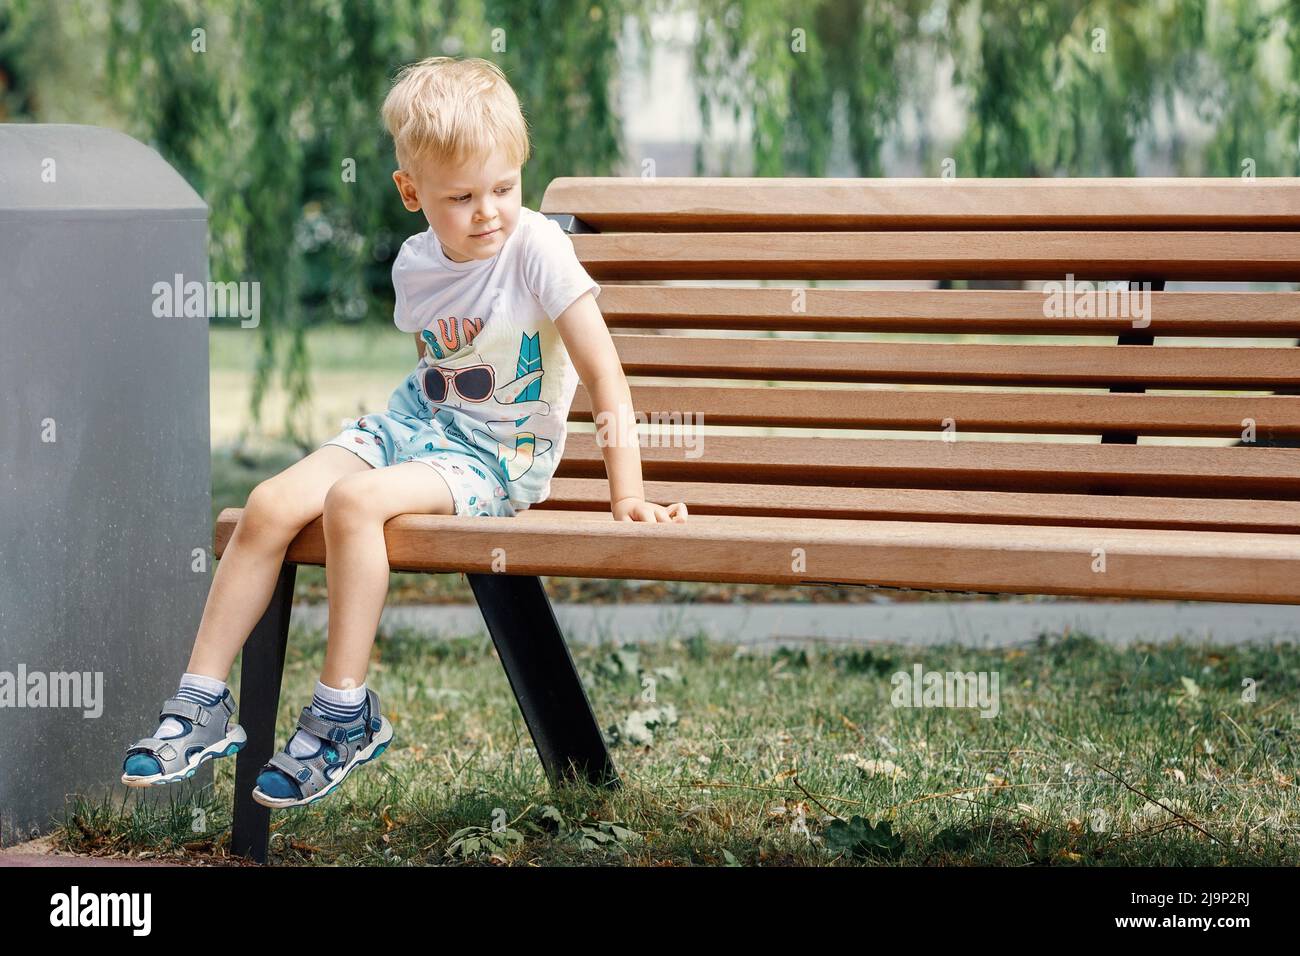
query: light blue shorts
[{"left": 321, "top": 408, "right": 518, "bottom": 519}]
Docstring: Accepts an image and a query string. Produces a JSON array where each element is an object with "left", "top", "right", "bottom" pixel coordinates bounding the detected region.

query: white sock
[
  {"left": 156, "top": 672, "right": 228, "bottom": 739},
  {"left": 287, "top": 680, "right": 368, "bottom": 757}
]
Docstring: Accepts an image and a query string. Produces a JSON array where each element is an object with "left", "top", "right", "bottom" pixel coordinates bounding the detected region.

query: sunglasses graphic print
[{"left": 421, "top": 363, "right": 496, "bottom": 404}]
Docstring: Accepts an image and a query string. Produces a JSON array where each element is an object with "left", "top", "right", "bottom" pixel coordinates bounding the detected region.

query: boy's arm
[{"left": 554, "top": 291, "right": 687, "bottom": 523}]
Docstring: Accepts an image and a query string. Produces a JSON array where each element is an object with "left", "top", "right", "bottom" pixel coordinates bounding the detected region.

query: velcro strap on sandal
[
  {"left": 268, "top": 750, "right": 314, "bottom": 784},
  {"left": 128, "top": 738, "right": 178, "bottom": 761},
  {"left": 159, "top": 697, "right": 208, "bottom": 726},
  {"left": 297, "top": 706, "right": 368, "bottom": 744}
]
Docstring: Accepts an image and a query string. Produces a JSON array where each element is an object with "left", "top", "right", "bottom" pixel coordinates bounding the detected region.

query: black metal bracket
[
  {"left": 1100, "top": 278, "right": 1164, "bottom": 444},
  {"left": 544, "top": 212, "right": 598, "bottom": 235}
]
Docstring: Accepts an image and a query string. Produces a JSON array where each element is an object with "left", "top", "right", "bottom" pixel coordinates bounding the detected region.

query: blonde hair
[{"left": 381, "top": 56, "right": 531, "bottom": 173}]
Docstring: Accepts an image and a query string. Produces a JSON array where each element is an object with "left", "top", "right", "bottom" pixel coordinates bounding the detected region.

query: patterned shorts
[{"left": 321, "top": 410, "right": 518, "bottom": 518}]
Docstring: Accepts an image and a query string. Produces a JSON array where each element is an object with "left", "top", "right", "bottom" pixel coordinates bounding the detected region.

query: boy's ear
[{"left": 393, "top": 169, "right": 422, "bottom": 212}]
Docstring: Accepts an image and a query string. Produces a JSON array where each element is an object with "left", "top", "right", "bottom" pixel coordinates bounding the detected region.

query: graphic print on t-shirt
[
  {"left": 418, "top": 325, "right": 552, "bottom": 484},
  {"left": 421, "top": 313, "right": 484, "bottom": 357}
]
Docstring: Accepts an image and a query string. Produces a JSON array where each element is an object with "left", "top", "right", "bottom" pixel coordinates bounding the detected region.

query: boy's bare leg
[
  {"left": 185, "top": 445, "right": 374, "bottom": 680},
  {"left": 318, "top": 461, "right": 458, "bottom": 689}
]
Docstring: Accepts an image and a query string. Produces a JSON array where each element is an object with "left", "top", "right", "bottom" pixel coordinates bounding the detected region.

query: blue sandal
[
  {"left": 251, "top": 688, "right": 393, "bottom": 809},
  {"left": 122, "top": 690, "right": 246, "bottom": 786}
]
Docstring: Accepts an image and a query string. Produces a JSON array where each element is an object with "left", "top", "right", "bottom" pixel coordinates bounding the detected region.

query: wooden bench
[{"left": 219, "top": 176, "right": 1300, "bottom": 862}]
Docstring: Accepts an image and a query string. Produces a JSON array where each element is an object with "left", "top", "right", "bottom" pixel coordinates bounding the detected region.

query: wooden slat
[
  {"left": 607, "top": 335, "right": 1300, "bottom": 388},
  {"left": 531, "top": 478, "right": 1300, "bottom": 533},
  {"left": 572, "top": 232, "right": 1300, "bottom": 281},
  {"left": 570, "top": 385, "right": 1300, "bottom": 438},
  {"left": 213, "top": 508, "right": 1300, "bottom": 605},
  {"left": 556, "top": 433, "right": 1300, "bottom": 498},
  {"left": 596, "top": 286, "right": 1300, "bottom": 337},
  {"left": 541, "top": 176, "right": 1300, "bottom": 231}
]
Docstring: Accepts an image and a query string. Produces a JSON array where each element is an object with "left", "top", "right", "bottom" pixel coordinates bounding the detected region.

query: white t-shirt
[{"left": 391, "top": 205, "right": 601, "bottom": 509}]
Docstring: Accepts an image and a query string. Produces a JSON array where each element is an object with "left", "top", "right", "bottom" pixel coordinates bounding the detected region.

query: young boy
[{"left": 121, "top": 56, "right": 687, "bottom": 809}]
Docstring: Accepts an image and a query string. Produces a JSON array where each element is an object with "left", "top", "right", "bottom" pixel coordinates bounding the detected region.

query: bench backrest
[{"left": 538, "top": 178, "right": 1300, "bottom": 531}]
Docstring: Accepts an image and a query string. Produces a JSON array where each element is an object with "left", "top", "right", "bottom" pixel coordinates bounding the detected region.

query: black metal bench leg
[
  {"left": 230, "top": 561, "right": 296, "bottom": 863},
  {"left": 1099, "top": 278, "right": 1163, "bottom": 444},
  {"left": 467, "top": 573, "right": 620, "bottom": 790}
]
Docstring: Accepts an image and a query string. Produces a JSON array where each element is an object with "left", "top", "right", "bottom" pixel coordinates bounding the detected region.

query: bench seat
[{"left": 216, "top": 505, "right": 1300, "bottom": 605}]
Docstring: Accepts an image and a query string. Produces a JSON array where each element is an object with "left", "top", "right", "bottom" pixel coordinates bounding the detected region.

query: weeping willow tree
[
  {"left": 943, "top": 0, "right": 1300, "bottom": 177},
  {"left": 90, "top": 0, "right": 636, "bottom": 453},
  {"left": 692, "top": 0, "right": 928, "bottom": 176},
  {"left": 689, "top": 0, "right": 1300, "bottom": 178},
  {"left": 7, "top": 0, "right": 1299, "bottom": 449}
]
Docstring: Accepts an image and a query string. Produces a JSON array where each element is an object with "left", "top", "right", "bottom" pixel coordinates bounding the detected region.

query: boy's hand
[{"left": 612, "top": 496, "right": 688, "bottom": 523}]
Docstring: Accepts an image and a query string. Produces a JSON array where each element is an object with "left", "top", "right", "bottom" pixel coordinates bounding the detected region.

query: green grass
[
  {"left": 210, "top": 323, "right": 417, "bottom": 377},
  {"left": 61, "top": 627, "right": 1300, "bottom": 865}
]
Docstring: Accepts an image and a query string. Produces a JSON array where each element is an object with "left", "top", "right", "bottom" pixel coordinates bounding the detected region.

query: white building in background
[
  {"left": 616, "top": 8, "right": 967, "bottom": 178},
  {"left": 616, "top": 9, "right": 744, "bottom": 176}
]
